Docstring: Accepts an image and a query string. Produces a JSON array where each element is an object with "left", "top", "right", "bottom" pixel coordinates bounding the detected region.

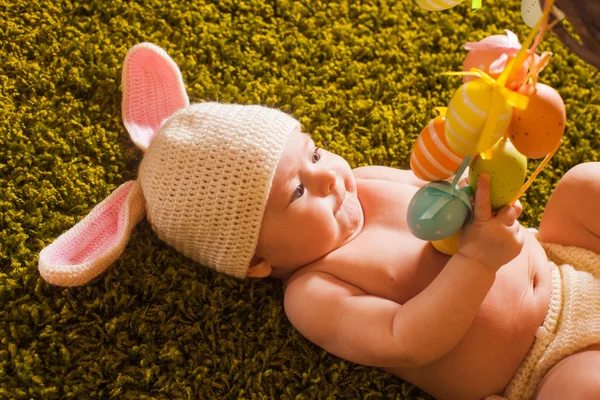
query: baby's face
[{"left": 255, "top": 129, "right": 364, "bottom": 277}]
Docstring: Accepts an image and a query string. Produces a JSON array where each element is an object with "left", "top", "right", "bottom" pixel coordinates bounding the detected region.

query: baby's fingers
[
  {"left": 473, "top": 173, "right": 492, "bottom": 222},
  {"left": 496, "top": 204, "right": 518, "bottom": 225},
  {"left": 513, "top": 200, "right": 523, "bottom": 219}
]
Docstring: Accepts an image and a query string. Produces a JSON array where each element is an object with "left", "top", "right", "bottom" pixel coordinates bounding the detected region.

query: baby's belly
[{"left": 386, "top": 228, "right": 554, "bottom": 400}]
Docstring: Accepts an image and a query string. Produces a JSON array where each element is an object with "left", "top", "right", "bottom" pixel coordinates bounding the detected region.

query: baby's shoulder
[
  {"left": 283, "top": 240, "right": 363, "bottom": 286},
  {"left": 283, "top": 265, "right": 363, "bottom": 306},
  {"left": 282, "top": 268, "right": 343, "bottom": 308}
]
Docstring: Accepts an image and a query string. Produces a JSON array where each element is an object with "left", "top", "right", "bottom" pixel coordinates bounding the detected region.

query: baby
[{"left": 38, "top": 44, "right": 600, "bottom": 400}]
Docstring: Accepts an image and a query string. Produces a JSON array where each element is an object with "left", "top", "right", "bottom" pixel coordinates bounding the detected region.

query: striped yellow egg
[
  {"left": 415, "top": 0, "right": 463, "bottom": 11},
  {"left": 410, "top": 116, "right": 465, "bottom": 181},
  {"left": 444, "top": 79, "right": 513, "bottom": 156}
]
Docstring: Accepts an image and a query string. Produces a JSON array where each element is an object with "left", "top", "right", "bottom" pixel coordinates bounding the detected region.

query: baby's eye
[
  {"left": 312, "top": 148, "right": 321, "bottom": 163},
  {"left": 291, "top": 184, "right": 305, "bottom": 202}
]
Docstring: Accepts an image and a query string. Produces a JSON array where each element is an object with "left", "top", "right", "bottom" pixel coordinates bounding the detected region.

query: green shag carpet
[{"left": 1, "top": 0, "right": 599, "bottom": 398}]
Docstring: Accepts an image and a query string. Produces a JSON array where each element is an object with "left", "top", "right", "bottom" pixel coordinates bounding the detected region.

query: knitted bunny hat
[{"left": 38, "top": 43, "right": 300, "bottom": 286}]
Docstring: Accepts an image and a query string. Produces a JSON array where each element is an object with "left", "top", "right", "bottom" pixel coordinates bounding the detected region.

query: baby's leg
[
  {"left": 534, "top": 344, "right": 600, "bottom": 399},
  {"left": 538, "top": 162, "right": 600, "bottom": 254}
]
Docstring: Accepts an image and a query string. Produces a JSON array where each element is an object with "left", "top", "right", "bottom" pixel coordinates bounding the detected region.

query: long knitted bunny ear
[
  {"left": 122, "top": 43, "right": 190, "bottom": 151},
  {"left": 38, "top": 181, "right": 145, "bottom": 286}
]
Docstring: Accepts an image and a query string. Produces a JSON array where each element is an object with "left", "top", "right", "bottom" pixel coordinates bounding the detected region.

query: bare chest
[
  {"left": 316, "top": 179, "right": 549, "bottom": 303},
  {"left": 318, "top": 179, "right": 452, "bottom": 304}
]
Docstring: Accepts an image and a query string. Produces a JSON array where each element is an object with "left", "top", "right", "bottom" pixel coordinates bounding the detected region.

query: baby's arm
[{"left": 284, "top": 253, "right": 496, "bottom": 368}]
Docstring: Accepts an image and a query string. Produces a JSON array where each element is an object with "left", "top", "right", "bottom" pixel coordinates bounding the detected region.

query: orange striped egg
[
  {"left": 410, "top": 116, "right": 465, "bottom": 181},
  {"left": 444, "top": 79, "right": 513, "bottom": 156},
  {"left": 415, "top": 0, "right": 463, "bottom": 11}
]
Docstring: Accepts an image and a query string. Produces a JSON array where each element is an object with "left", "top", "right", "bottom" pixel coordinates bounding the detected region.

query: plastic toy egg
[
  {"left": 445, "top": 79, "right": 513, "bottom": 156},
  {"left": 521, "top": 0, "right": 565, "bottom": 29},
  {"left": 415, "top": 0, "right": 463, "bottom": 11},
  {"left": 432, "top": 228, "right": 462, "bottom": 255},
  {"left": 407, "top": 182, "right": 472, "bottom": 241},
  {"left": 468, "top": 138, "right": 527, "bottom": 210},
  {"left": 410, "top": 116, "right": 465, "bottom": 181},
  {"left": 506, "top": 83, "right": 566, "bottom": 159}
]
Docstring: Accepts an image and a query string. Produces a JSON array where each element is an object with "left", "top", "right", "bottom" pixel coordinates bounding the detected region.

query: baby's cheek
[{"left": 300, "top": 224, "right": 337, "bottom": 256}]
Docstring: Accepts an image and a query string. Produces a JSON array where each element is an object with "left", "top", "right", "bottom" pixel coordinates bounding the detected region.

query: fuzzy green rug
[{"left": 1, "top": 0, "right": 598, "bottom": 398}]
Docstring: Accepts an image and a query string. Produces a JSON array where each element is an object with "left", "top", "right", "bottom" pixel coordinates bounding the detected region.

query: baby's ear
[
  {"left": 247, "top": 256, "right": 272, "bottom": 278},
  {"left": 121, "top": 43, "right": 190, "bottom": 151}
]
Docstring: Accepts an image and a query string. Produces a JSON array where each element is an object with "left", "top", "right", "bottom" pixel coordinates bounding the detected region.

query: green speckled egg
[{"left": 469, "top": 138, "right": 528, "bottom": 210}]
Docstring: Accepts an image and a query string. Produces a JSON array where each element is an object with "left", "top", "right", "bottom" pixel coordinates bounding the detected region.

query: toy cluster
[{"left": 407, "top": 0, "right": 567, "bottom": 255}]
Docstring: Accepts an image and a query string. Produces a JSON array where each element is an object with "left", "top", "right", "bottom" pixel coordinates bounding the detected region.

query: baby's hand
[{"left": 457, "top": 173, "right": 524, "bottom": 271}]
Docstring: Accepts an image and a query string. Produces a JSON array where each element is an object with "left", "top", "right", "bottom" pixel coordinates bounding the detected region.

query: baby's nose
[{"left": 315, "top": 168, "right": 337, "bottom": 195}]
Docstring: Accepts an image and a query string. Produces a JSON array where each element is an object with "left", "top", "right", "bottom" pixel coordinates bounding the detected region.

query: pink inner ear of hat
[{"left": 122, "top": 43, "right": 189, "bottom": 151}]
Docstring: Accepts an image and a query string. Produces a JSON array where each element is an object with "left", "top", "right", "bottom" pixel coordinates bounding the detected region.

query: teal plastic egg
[{"left": 407, "top": 182, "right": 472, "bottom": 241}]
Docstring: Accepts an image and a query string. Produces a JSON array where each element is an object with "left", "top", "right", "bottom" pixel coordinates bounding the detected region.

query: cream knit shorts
[{"left": 499, "top": 239, "right": 600, "bottom": 400}]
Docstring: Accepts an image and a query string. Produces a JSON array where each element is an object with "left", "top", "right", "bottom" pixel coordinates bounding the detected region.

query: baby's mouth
[{"left": 334, "top": 191, "right": 347, "bottom": 215}]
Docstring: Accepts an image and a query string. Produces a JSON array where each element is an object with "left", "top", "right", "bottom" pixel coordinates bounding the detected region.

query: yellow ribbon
[
  {"left": 509, "top": 138, "right": 562, "bottom": 206},
  {"left": 497, "top": 0, "right": 555, "bottom": 88},
  {"left": 443, "top": 69, "right": 530, "bottom": 157},
  {"left": 441, "top": 0, "right": 556, "bottom": 160},
  {"left": 480, "top": 0, "right": 555, "bottom": 156}
]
